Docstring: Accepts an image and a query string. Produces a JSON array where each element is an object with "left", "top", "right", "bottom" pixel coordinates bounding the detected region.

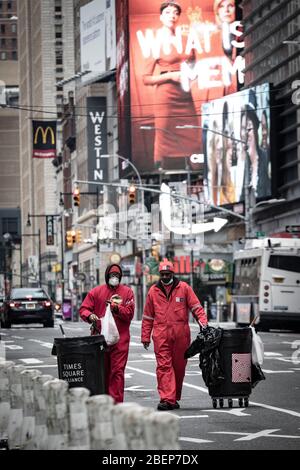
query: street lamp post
[
  {"left": 112, "top": 154, "right": 147, "bottom": 310},
  {"left": 21, "top": 232, "right": 41, "bottom": 287}
]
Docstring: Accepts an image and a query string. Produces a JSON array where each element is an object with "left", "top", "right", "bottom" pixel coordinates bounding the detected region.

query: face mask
[
  {"left": 161, "top": 276, "right": 173, "bottom": 285},
  {"left": 109, "top": 277, "right": 120, "bottom": 287}
]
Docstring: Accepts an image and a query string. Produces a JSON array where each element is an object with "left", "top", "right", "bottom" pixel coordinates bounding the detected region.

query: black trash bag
[
  {"left": 251, "top": 362, "right": 266, "bottom": 388},
  {"left": 185, "top": 326, "right": 225, "bottom": 388}
]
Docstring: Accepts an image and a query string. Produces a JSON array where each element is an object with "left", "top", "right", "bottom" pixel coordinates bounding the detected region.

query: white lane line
[
  {"left": 129, "top": 342, "right": 142, "bottom": 347},
  {"left": 179, "top": 437, "right": 213, "bottom": 444},
  {"left": 262, "top": 369, "right": 294, "bottom": 374},
  {"left": 23, "top": 364, "right": 57, "bottom": 369},
  {"left": 178, "top": 415, "right": 209, "bottom": 419},
  {"left": 4, "top": 345, "right": 23, "bottom": 350},
  {"left": 126, "top": 365, "right": 300, "bottom": 418},
  {"left": 19, "top": 358, "right": 43, "bottom": 365},
  {"left": 264, "top": 352, "right": 283, "bottom": 357},
  {"left": 27, "top": 339, "right": 53, "bottom": 349},
  {"left": 11, "top": 336, "right": 24, "bottom": 340}
]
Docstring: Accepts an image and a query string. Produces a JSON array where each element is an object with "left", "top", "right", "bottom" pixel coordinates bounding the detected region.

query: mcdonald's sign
[{"left": 32, "top": 120, "right": 57, "bottom": 158}]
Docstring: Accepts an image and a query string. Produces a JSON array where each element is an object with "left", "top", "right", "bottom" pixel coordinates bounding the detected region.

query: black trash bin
[
  {"left": 209, "top": 327, "right": 252, "bottom": 408},
  {"left": 52, "top": 335, "right": 106, "bottom": 395}
]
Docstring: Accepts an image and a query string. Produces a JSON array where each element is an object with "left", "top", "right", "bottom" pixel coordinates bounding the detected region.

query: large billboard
[
  {"left": 202, "top": 83, "right": 272, "bottom": 205},
  {"left": 122, "top": 0, "right": 244, "bottom": 173},
  {"left": 80, "top": 0, "right": 116, "bottom": 83}
]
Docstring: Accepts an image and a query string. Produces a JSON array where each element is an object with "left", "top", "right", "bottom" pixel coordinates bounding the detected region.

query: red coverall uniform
[
  {"left": 79, "top": 264, "right": 135, "bottom": 403},
  {"left": 141, "top": 277, "right": 208, "bottom": 405}
]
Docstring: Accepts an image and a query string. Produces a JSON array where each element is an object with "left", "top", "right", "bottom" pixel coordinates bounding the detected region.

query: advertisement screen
[
  {"left": 127, "top": 0, "right": 244, "bottom": 173},
  {"left": 80, "top": 0, "right": 116, "bottom": 83},
  {"left": 202, "top": 83, "right": 272, "bottom": 205}
]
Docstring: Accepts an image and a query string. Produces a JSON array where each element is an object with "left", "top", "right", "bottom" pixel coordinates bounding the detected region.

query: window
[
  {"left": 268, "top": 255, "right": 300, "bottom": 273},
  {"left": 1, "top": 52, "right": 7, "bottom": 60},
  {"left": 11, "top": 24, "right": 16, "bottom": 33},
  {"left": 1, "top": 24, "right": 5, "bottom": 33},
  {"left": 2, "top": 218, "right": 18, "bottom": 236}
]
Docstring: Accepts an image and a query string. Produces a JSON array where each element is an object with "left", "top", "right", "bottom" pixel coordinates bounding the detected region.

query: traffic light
[
  {"left": 71, "top": 230, "right": 76, "bottom": 244},
  {"left": 76, "top": 230, "right": 82, "bottom": 244},
  {"left": 128, "top": 184, "right": 136, "bottom": 205},
  {"left": 73, "top": 188, "right": 80, "bottom": 207},
  {"left": 66, "top": 231, "right": 73, "bottom": 248}
]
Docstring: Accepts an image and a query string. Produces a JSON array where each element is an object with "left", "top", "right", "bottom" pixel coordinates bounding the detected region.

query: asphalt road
[{"left": 1, "top": 319, "right": 300, "bottom": 451}]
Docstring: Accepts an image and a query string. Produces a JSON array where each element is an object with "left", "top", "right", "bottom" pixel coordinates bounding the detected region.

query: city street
[{"left": 1, "top": 320, "right": 300, "bottom": 451}]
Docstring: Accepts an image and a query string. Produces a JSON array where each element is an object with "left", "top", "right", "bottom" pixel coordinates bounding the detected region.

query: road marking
[
  {"left": 204, "top": 408, "right": 251, "bottom": 417},
  {"left": 126, "top": 365, "right": 300, "bottom": 417},
  {"left": 27, "top": 339, "right": 53, "bottom": 349},
  {"left": 125, "top": 385, "right": 153, "bottom": 392},
  {"left": 124, "top": 373, "right": 134, "bottom": 379},
  {"left": 23, "top": 364, "right": 57, "bottom": 369},
  {"left": 142, "top": 354, "right": 156, "bottom": 359},
  {"left": 210, "top": 429, "right": 300, "bottom": 441},
  {"left": 185, "top": 371, "right": 202, "bottom": 376},
  {"left": 179, "top": 437, "right": 213, "bottom": 444},
  {"left": 129, "top": 342, "right": 142, "bottom": 347},
  {"left": 178, "top": 415, "right": 209, "bottom": 419},
  {"left": 127, "top": 359, "right": 155, "bottom": 363},
  {"left": 264, "top": 352, "right": 283, "bottom": 356},
  {"left": 11, "top": 336, "right": 24, "bottom": 340},
  {"left": 4, "top": 345, "right": 23, "bottom": 350},
  {"left": 262, "top": 369, "right": 294, "bottom": 374},
  {"left": 19, "top": 358, "right": 44, "bottom": 365}
]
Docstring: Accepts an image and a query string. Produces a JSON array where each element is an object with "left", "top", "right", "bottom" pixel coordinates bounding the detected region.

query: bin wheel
[
  {"left": 219, "top": 398, "right": 224, "bottom": 408},
  {"left": 228, "top": 399, "right": 233, "bottom": 408},
  {"left": 244, "top": 397, "right": 249, "bottom": 407},
  {"left": 212, "top": 399, "right": 217, "bottom": 409},
  {"left": 238, "top": 398, "right": 243, "bottom": 408}
]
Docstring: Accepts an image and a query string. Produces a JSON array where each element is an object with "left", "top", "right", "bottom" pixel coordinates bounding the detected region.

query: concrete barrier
[
  {"left": 7, "top": 364, "right": 26, "bottom": 449},
  {"left": 44, "top": 379, "right": 69, "bottom": 450},
  {"left": 0, "top": 361, "right": 14, "bottom": 448},
  {"left": 68, "top": 387, "right": 90, "bottom": 450},
  {"left": 0, "top": 360, "right": 180, "bottom": 450},
  {"left": 20, "top": 369, "right": 42, "bottom": 449},
  {"left": 86, "top": 394, "right": 115, "bottom": 450},
  {"left": 32, "top": 374, "right": 54, "bottom": 450}
]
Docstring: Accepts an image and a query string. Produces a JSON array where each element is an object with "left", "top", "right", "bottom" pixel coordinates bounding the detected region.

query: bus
[{"left": 231, "top": 238, "right": 300, "bottom": 331}]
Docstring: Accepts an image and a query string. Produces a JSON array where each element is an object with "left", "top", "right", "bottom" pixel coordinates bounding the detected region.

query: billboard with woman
[
  {"left": 202, "top": 82, "right": 272, "bottom": 205},
  {"left": 118, "top": 0, "right": 244, "bottom": 173}
]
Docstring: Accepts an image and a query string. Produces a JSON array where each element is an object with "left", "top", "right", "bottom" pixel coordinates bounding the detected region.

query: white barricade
[
  {"left": 7, "top": 364, "right": 25, "bottom": 449},
  {"left": 86, "top": 394, "right": 115, "bottom": 450},
  {"left": 122, "top": 406, "right": 153, "bottom": 450},
  {"left": 0, "top": 360, "right": 181, "bottom": 451},
  {"left": 68, "top": 387, "right": 90, "bottom": 450},
  {"left": 144, "top": 411, "right": 180, "bottom": 450},
  {"left": 32, "top": 374, "right": 54, "bottom": 450},
  {"left": 20, "top": 369, "right": 42, "bottom": 449},
  {"left": 0, "top": 361, "right": 14, "bottom": 447},
  {"left": 111, "top": 402, "right": 142, "bottom": 450},
  {"left": 44, "top": 379, "right": 69, "bottom": 450}
]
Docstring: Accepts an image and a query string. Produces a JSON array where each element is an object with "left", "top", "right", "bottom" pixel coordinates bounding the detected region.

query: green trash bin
[{"left": 52, "top": 335, "right": 106, "bottom": 395}]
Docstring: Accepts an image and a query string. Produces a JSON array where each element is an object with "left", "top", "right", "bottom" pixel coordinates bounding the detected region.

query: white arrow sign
[{"left": 159, "top": 183, "right": 228, "bottom": 235}]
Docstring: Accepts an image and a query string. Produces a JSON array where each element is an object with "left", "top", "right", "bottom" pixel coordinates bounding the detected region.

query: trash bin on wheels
[
  {"left": 209, "top": 327, "right": 252, "bottom": 409},
  {"left": 52, "top": 335, "right": 106, "bottom": 396}
]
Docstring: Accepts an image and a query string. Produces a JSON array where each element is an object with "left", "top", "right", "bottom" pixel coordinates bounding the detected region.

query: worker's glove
[
  {"left": 89, "top": 314, "right": 98, "bottom": 323},
  {"left": 142, "top": 342, "right": 150, "bottom": 350}
]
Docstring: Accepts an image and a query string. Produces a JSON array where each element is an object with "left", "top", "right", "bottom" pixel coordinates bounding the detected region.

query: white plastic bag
[
  {"left": 250, "top": 326, "right": 264, "bottom": 366},
  {"left": 101, "top": 304, "right": 120, "bottom": 346}
]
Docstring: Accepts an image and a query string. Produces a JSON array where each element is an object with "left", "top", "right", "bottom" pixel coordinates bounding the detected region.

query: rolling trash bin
[
  {"left": 52, "top": 335, "right": 106, "bottom": 395},
  {"left": 209, "top": 328, "right": 252, "bottom": 409}
]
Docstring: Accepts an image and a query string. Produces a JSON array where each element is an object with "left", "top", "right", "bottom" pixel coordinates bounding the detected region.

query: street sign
[
  {"left": 286, "top": 225, "right": 300, "bottom": 233},
  {"left": 256, "top": 231, "right": 266, "bottom": 238}
]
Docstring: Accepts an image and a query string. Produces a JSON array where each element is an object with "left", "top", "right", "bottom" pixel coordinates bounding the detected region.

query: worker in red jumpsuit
[
  {"left": 79, "top": 264, "right": 135, "bottom": 403},
  {"left": 141, "top": 258, "right": 208, "bottom": 410}
]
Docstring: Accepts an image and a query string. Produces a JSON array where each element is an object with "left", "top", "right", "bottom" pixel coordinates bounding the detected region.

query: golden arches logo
[{"left": 34, "top": 126, "right": 55, "bottom": 145}]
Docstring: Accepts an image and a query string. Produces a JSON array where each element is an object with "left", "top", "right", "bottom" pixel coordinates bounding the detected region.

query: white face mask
[
  {"left": 161, "top": 277, "right": 174, "bottom": 285},
  {"left": 109, "top": 277, "right": 120, "bottom": 287}
]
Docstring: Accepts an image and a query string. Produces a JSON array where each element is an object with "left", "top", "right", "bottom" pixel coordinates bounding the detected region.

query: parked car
[{"left": 0, "top": 288, "right": 54, "bottom": 328}]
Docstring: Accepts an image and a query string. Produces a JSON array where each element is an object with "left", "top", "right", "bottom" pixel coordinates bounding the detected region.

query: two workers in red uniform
[
  {"left": 80, "top": 259, "right": 207, "bottom": 410},
  {"left": 141, "top": 258, "right": 208, "bottom": 410}
]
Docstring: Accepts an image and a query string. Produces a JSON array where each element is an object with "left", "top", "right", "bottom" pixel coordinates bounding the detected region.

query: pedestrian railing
[{"left": 0, "top": 360, "right": 180, "bottom": 450}]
